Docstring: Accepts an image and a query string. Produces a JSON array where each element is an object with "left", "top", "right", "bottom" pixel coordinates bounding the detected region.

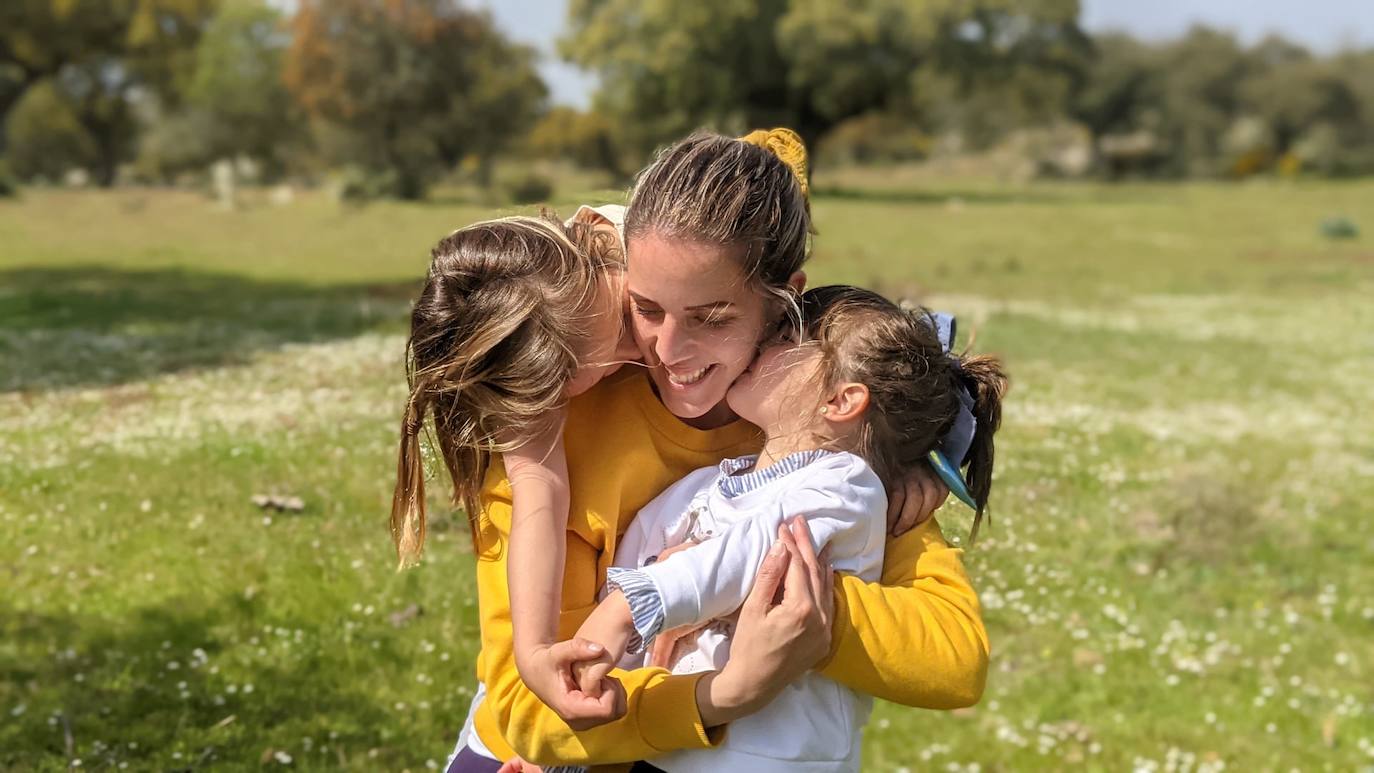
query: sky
[{"left": 471, "top": 0, "right": 1374, "bottom": 109}]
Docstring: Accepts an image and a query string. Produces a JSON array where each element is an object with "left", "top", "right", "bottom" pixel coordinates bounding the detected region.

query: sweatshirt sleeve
[
  {"left": 633, "top": 455, "right": 886, "bottom": 635},
  {"left": 816, "top": 516, "right": 990, "bottom": 709},
  {"left": 472, "top": 496, "right": 726, "bottom": 767}
]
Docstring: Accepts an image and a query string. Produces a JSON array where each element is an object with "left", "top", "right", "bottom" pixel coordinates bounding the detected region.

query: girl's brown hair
[
  {"left": 801, "top": 286, "right": 1009, "bottom": 541},
  {"left": 624, "top": 129, "right": 813, "bottom": 317},
  {"left": 390, "top": 213, "right": 622, "bottom": 565}
]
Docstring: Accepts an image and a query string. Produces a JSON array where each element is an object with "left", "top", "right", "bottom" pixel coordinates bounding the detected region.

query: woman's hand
[
  {"left": 695, "top": 517, "right": 834, "bottom": 727},
  {"left": 887, "top": 465, "right": 950, "bottom": 537}
]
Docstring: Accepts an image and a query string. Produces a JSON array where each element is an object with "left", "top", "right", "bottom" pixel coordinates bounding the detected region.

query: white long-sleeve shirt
[{"left": 607, "top": 449, "right": 888, "bottom": 773}]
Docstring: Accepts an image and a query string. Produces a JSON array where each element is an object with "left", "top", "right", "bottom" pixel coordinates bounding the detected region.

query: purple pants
[
  {"left": 446, "top": 747, "right": 663, "bottom": 773},
  {"left": 447, "top": 746, "right": 503, "bottom": 773}
]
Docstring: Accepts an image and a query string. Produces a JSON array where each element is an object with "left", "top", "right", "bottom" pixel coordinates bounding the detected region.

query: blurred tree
[
  {"left": 1327, "top": 50, "right": 1374, "bottom": 174},
  {"left": 1070, "top": 33, "right": 1158, "bottom": 142},
  {"left": 1239, "top": 50, "right": 1359, "bottom": 159},
  {"left": 525, "top": 106, "right": 626, "bottom": 178},
  {"left": 1, "top": 0, "right": 219, "bottom": 182},
  {"left": 284, "top": 0, "right": 545, "bottom": 199},
  {"left": 183, "top": 0, "right": 299, "bottom": 173},
  {"left": 816, "top": 112, "right": 930, "bottom": 165},
  {"left": 561, "top": 0, "right": 1086, "bottom": 157},
  {"left": 915, "top": 0, "right": 1090, "bottom": 146},
  {"left": 5, "top": 79, "right": 100, "bottom": 181},
  {"left": 1072, "top": 25, "right": 1259, "bottom": 177},
  {"left": 1152, "top": 26, "right": 1253, "bottom": 176}
]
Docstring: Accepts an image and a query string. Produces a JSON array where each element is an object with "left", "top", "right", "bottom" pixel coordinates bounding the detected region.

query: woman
[{"left": 451, "top": 130, "right": 988, "bottom": 771}]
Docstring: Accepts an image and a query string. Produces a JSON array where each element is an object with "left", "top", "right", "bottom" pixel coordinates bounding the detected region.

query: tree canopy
[{"left": 284, "top": 0, "right": 545, "bottom": 198}]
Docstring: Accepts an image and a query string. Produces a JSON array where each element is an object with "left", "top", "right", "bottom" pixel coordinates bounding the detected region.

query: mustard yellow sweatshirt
[{"left": 470, "top": 368, "right": 988, "bottom": 767}]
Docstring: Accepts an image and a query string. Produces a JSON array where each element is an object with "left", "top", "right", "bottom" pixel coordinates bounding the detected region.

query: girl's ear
[
  {"left": 823, "top": 382, "right": 869, "bottom": 423},
  {"left": 787, "top": 270, "right": 807, "bottom": 294}
]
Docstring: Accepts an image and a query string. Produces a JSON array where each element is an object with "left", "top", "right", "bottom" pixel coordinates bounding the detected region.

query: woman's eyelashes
[
  {"left": 632, "top": 304, "right": 663, "bottom": 320},
  {"left": 698, "top": 310, "right": 736, "bottom": 329},
  {"left": 631, "top": 300, "right": 735, "bottom": 330}
]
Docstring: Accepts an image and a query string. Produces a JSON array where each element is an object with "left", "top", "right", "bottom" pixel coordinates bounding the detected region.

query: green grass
[{"left": 2, "top": 178, "right": 1373, "bottom": 771}]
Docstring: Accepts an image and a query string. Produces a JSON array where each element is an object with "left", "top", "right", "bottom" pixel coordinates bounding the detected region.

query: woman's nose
[{"left": 655, "top": 316, "right": 692, "bottom": 365}]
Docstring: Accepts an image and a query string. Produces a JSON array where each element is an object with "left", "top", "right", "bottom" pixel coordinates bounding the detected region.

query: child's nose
[{"left": 615, "top": 324, "right": 642, "bottom": 364}]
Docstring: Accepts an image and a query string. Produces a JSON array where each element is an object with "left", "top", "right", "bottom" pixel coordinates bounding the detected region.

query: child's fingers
[
  {"left": 568, "top": 674, "right": 626, "bottom": 731},
  {"left": 653, "top": 537, "right": 698, "bottom": 565},
  {"left": 581, "top": 661, "right": 614, "bottom": 693},
  {"left": 549, "top": 637, "right": 610, "bottom": 688}
]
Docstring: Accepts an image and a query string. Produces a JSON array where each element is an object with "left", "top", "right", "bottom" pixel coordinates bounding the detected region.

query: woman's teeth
[{"left": 666, "top": 365, "right": 712, "bottom": 386}]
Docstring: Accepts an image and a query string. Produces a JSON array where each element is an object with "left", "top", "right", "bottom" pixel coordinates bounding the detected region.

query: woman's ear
[
  {"left": 823, "top": 382, "right": 869, "bottom": 423},
  {"left": 787, "top": 270, "right": 807, "bottom": 294}
]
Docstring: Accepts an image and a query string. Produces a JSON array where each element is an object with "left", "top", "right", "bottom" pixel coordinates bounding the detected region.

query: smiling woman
[
  {"left": 625, "top": 236, "right": 792, "bottom": 427},
  {"left": 623, "top": 131, "right": 811, "bottom": 429},
  {"left": 447, "top": 129, "right": 985, "bottom": 773}
]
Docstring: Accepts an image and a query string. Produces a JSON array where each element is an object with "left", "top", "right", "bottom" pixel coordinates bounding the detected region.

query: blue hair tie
[{"left": 926, "top": 312, "right": 978, "bottom": 510}]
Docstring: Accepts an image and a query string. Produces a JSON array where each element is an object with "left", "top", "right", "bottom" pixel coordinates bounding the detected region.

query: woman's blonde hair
[{"left": 390, "top": 213, "right": 622, "bottom": 565}]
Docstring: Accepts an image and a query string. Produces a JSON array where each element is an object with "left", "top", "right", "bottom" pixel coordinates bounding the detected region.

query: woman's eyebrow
[
  {"left": 628, "top": 292, "right": 734, "bottom": 313},
  {"left": 686, "top": 301, "right": 735, "bottom": 313}
]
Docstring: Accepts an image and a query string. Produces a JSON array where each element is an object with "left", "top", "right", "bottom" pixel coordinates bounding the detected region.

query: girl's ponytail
[
  {"left": 958, "top": 355, "right": 1009, "bottom": 543},
  {"left": 391, "top": 376, "right": 431, "bottom": 567}
]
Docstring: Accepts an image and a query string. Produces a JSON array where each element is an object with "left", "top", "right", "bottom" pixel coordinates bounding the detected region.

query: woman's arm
[
  {"left": 817, "top": 515, "right": 989, "bottom": 708},
  {"left": 695, "top": 519, "right": 835, "bottom": 726}
]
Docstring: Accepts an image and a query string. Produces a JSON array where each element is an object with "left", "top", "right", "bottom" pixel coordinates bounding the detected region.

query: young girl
[
  {"left": 569, "top": 286, "right": 1008, "bottom": 772},
  {"left": 390, "top": 209, "right": 639, "bottom": 723}
]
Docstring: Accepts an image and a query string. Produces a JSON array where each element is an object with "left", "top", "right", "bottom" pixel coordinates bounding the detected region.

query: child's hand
[
  {"left": 647, "top": 622, "right": 708, "bottom": 670},
  {"left": 572, "top": 655, "right": 615, "bottom": 698},
  {"left": 652, "top": 537, "right": 699, "bottom": 565},
  {"left": 528, "top": 638, "right": 626, "bottom": 730},
  {"left": 497, "top": 756, "right": 543, "bottom": 773}
]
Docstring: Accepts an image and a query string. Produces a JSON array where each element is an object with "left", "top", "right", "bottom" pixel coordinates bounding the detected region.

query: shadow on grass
[
  {"left": 0, "top": 266, "right": 420, "bottom": 392},
  {"left": 0, "top": 598, "right": 411, "bottom": 769}
]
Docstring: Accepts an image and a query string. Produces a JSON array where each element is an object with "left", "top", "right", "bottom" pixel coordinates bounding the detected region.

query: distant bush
[
  {"left": 0, "top": 159, "right": 18, "bottom": 198},
  {"left": 132, "top": 109, "right": 219, "bottom": 183},
  {"left": 5, "top": 81, "right": 99, "bottom": 182},
  {"left": 334, "top": 166, "right": 402, "bottom": 204},
  {"left": 819, "top": 114, "right": 931, "bottom": 165},
  {"left": 504, "top": 172, "right": 554, "bottom": 205},
  {"left": 526, "top": 107, "right": 626, "bottom": 178}
]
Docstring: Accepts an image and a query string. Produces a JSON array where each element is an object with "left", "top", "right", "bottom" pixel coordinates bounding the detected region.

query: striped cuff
[
  {"left": 605, "top": 567, "right": 666, "bottom": 656},
  {"left": 544, "top": 767, "right": 587, "bottom": 773}
]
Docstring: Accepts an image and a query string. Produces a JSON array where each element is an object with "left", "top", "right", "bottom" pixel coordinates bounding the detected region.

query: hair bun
[{"left": 739, "top": 128, "right": 809, "bottom": 204}]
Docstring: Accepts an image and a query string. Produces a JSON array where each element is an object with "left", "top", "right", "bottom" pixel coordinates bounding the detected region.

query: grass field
[{"left": 2, "top": 177, "right": 1373, "bottom": 771}]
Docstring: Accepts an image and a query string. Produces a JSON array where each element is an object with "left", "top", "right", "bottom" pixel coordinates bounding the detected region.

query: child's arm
[
  {"left": 505, "top": 418, "right": 575, "bottom": 715},
  {"left": 572, "top": 455, "right": 885, "bottom": 701}
]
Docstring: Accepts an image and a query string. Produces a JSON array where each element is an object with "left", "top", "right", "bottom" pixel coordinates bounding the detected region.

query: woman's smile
[{"left": 664, "top": 363, "right": 717, "bottom": 388}]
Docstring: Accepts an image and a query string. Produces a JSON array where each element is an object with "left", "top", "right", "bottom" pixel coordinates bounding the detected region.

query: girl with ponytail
[
  {"left": 392, "top": 209, "right": 639, "bottom": 724},
  {"left": 559, "top": 285, "right": 1006, "bottom": 772}
]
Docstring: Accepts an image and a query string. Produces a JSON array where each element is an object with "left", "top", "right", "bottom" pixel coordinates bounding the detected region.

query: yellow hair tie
[{"left": 739, "top": 127, "right": 810, "bottom": 204}]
